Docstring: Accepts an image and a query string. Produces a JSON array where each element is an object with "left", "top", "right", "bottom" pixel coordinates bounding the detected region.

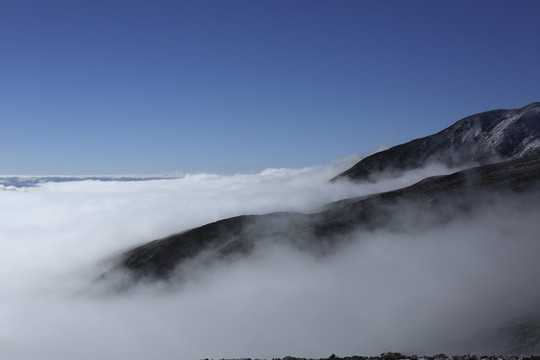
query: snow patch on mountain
[{"left": 335, "top": 102, "right": 540, "bottom": 181}]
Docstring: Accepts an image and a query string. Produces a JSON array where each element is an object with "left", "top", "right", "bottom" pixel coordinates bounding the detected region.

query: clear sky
[{"left": 1, "top": 0, "right": 539, "bottom": 175}]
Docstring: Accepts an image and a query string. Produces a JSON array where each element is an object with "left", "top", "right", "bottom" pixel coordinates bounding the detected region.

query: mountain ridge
[
  {"left": 99, "top": 103, "right": 540, "bottom": 355},
  {"left": 333, "top": 102, "right": 540, "bottom": 182},
  {"left": 105, "top": 153, "right": 540, "bottom": 284}
]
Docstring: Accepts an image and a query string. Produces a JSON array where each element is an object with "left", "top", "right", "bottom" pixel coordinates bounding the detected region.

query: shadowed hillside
[
  {"left": 333, "top": 102, "right": 540, "bottom": 182},
  {"left": 105, "top": 154, "right": 540, "bottom": 283}
]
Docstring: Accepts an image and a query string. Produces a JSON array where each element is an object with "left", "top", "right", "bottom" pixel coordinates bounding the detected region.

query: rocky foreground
[{"left": 214, "top": 353, "right": 540, "bottom": 360}]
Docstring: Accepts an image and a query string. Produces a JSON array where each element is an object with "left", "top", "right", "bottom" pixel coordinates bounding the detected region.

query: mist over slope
[
  {"left": 109, "top": 154, "right": 540, "bottom": 284},
  {"left": 97, "top": 158, "right": 540, "bottom": 357},
  {"left": 334, "top": 102, "right": 540, "bottom": 182},
  {"left": 3, "top": 161, "right": 469, "bottom": 359}
]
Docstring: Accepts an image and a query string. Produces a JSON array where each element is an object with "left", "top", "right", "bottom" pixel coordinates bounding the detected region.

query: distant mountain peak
[{"left": 333, "top": 102, "right": 540, "bottom": 182}]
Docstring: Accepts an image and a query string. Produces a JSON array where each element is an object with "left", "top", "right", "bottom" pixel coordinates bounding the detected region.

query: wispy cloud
[{"left": 2, "top": 160, "right": 535, "bottom": 359}]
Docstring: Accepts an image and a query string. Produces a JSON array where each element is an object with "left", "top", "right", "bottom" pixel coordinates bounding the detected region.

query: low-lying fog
[{"left": 1, "top": 159, "right": 539, "bottom": 360}]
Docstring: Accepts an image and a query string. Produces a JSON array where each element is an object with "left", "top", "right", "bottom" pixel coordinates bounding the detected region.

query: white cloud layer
[{"left": 1, "top": 160, "right": 538, "bottom": 359}]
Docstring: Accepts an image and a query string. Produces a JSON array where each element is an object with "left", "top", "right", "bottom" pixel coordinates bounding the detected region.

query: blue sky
[{"left": 1, "top": 0, "right": 539, "bottom": 175}]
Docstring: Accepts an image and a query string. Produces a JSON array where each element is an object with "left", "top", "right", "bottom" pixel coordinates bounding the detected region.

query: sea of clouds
[{"left": 1, "top": 158, "right": 539, "bottom": 360}]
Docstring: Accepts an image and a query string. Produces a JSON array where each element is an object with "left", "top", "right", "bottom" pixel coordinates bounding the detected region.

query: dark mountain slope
[
  {"left": 118, "top": 212, "right": 312, "bottom": 281},
  {"left": 333, "top": 102, "right": 540, "bottom": 182},
  {"left": 106, "top": 153, "right": 540, "bottom": 284}
]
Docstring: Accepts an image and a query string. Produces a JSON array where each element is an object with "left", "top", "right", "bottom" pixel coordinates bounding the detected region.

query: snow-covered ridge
[
  {"left": 225, "top": 353, "right": 540, "bottom": 360},
  {"left": 335, "top": 102, "right": 540, "bottom": 181},
  {"left": 444, "top": 102, "right": 540, "bottom": 162}
]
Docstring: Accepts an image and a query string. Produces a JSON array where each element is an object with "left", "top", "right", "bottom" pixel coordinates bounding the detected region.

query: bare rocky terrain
[
  {"left": 105, "top": 153, "right": 540, "bottom": 283},
  {"left": 333, "top": 103, "right": 540, "bottom": 182},
  {"left": 216, "top": 353, "right": 540, "bottom": 360}
]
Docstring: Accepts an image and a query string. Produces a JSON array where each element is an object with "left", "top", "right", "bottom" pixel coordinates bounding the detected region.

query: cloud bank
[{"left": 1, "top": 160, "right": 538, "bottom": 359}]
